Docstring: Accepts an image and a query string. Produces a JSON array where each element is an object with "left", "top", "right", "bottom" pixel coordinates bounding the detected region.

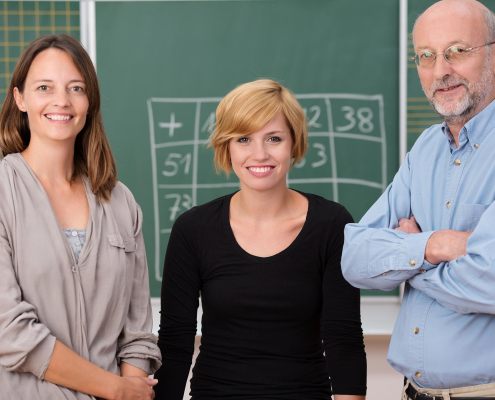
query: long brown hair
[{"left": 0, "top": 34, "right": 117, "bottom": 202}]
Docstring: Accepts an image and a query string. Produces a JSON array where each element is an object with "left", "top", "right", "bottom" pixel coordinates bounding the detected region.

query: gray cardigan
[{"left": 0, "top": 153, "right": 161, "bottom": 399}]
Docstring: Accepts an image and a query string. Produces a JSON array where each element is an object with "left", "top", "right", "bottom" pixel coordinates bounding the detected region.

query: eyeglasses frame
[{"left": 411, "top": 41, "right": 495, "bottom": 68}]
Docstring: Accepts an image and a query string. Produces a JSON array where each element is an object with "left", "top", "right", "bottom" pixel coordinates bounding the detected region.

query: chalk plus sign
[{"left": 159, "top": 112, "right": 183, "bottom": 137}]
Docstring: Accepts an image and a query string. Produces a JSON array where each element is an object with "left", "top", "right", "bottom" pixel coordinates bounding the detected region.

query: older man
[{"left": 342, "top": 0, "right": 495, "bottom": 398}]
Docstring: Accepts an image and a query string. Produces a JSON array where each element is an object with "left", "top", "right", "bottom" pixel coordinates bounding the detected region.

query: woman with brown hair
[
  {"left": 154, "top": 80, "right": 366, "bottom": 399},
  {"left": 0, "top": 35, "right": 160, "bottom": 399}
]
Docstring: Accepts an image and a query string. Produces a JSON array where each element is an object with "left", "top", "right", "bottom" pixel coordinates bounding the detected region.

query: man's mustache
[{"left": 429, "top": 77, "right": 469, "bottom": 96}]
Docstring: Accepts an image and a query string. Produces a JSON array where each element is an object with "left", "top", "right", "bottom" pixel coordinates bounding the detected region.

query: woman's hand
[
  {"left": 334, "top": 395, "right": 365, "bottom": 400},
  {"left": 113, "top": 376, "right": 158, "bottom": 400},
  {"left": 44, "top": 340, "right": 157, "bottom": 400}
]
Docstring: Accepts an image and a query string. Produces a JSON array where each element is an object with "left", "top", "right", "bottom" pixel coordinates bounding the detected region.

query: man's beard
[{"left": 423, "top": 57, "right": 494, "bottom": 126}]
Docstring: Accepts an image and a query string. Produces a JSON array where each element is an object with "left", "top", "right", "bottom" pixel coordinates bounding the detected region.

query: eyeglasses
[{"left": 412, "top": 42, "right": 495, "bottom": 68}]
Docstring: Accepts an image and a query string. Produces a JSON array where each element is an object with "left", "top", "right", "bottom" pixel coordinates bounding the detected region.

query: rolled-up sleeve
[
  {"left": 0, "top": 220, "right": 56, "bottom": 379},
  {"left": 117, "top": 203, "right": 161, "bottom": 374}
]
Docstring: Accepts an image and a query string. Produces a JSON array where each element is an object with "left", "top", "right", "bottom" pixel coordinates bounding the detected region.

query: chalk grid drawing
[{"left": 148, "top": 94, "right": 387, "bottom": 281}]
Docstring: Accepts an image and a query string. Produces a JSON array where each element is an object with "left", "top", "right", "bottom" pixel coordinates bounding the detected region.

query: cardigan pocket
[
  {"left": 108, "top": 233, "right": 137, "bottom": 253},
  {"left": 108, "top": 233, "right": 137, "bottom": 291},
  {"left": 107, "top": 233, "right": 137, "bottom": 304}
]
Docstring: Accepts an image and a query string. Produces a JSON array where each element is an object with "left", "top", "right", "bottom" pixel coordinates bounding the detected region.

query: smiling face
[
  {"left": 413, "top": 0, "right": 495, "bottom": 126},
  {"left": 13, "top": 48, "right": 89, "bottom": 145},
  {"left": 229, "top": 112, "right": 293, "bottom": 193}
]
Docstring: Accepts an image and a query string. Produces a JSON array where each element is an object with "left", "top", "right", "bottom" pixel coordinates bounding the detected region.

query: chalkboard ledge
[{"left": 150, "top": 296, "right": 401, "bottom": 336}]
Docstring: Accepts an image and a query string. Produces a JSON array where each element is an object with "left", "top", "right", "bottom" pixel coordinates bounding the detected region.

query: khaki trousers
[{"left": 403, "top": 379, "right": 495, "bottom": 400}]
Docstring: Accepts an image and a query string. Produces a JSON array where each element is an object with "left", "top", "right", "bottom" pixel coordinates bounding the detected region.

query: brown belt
[{"left": 406, "top": 383, "right": 495, "bottom": 400}]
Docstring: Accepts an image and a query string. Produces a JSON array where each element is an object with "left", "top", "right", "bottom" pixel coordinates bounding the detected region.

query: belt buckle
[{"left": 414, "top": 392, "right": 434, "bottom": 400}]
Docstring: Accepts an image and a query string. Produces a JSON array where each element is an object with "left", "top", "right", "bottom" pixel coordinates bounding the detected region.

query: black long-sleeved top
[{"left": 154, "top": 192, "right": 366, "bottom": 399}]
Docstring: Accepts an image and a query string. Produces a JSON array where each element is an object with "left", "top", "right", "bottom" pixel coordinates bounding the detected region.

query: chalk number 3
[{"left": 295, "top": 143, "right": 327, "bottom": 169}]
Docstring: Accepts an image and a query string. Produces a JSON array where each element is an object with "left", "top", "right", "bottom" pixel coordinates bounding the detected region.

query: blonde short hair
[{"left": 209, "top": 79, "right": 308, "bottom": 175}]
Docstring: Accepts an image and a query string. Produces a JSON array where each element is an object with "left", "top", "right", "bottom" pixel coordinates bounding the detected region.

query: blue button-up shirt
[{"left": 342, "top": 99, "right": 495, "bottom": 390}]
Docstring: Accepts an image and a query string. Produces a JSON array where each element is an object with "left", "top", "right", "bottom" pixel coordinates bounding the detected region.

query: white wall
[{"left": 364, "top": 335, "right": 403, "bottom": 400}]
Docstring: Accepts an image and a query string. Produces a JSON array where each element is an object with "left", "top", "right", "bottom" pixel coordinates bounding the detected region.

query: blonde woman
[
  {"left": 0, "top": 35, "right": 160, "bottom": 399},
  {"left": 155, "top": 80, "right": 366, "bottom": 400}
]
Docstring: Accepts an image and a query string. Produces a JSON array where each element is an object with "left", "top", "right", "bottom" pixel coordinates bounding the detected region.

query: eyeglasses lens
[
  {"left": 416, "top": 46, "right": 468, "bottom": 68},
  {"left": 445, "top": 46, "right": 467, "bottom": 63},
  {"left": 417, "top": 52, "right": 435, "bottom": 67}
]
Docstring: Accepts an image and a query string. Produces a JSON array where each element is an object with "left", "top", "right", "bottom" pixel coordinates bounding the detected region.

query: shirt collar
[
  {"left": 441, "top": 98, "right": 495, "bottom": 150},
  {"left": 441, "top": 124, "right": 458, "bottom": 151}
]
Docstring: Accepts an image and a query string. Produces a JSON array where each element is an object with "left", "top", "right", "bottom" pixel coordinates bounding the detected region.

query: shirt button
[
  {"left": 414, "top": 327, "right": 419, "bottom": 334},
  {"left": 446, "top": 201, "right": 451, "bottom": 208},
  {"left": 71, "top": 231, "right": 78, "bottom": 237},
  {"left": 420, "top": 269, "right": 426, "bottom": 273},
  {"left": 474, "top": 143, "right": 480, "bottom": 149},
  {"left": 415, "top": 372, "right": 422, "bottom": 378},
  {"left": 409, "top": 260, "right": 416, "bottom": 267},
  {"left": 454, "top": 159, "right": 461, "bottom": 166},
  {"left": 71, "top": 266, "right": 77, "bottom": 273}
]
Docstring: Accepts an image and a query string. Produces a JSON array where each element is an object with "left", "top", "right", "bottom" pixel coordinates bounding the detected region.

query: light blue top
[
  {"left": 342, "top": 99, "right": 495, "bottom": 390},
  {"left": 63, "top": 228, "right": 86, "bottom": 264}
]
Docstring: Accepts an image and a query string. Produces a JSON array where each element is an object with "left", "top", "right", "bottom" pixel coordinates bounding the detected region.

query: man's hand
[
  {"left": 425, "top": 230, "right": 472, "bottom": 265},
  {"left": 395, "top": 216, "right": 421, "bottom": 234}
]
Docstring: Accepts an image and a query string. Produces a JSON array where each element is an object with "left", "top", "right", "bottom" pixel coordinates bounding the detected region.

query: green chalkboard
[
  {"left": 96, "top": 0, "right": 400, "bottom": 297},
  {"left": 0, "top": 1, "right": 80, "bottom": 104},
  {"left": 407, "top": 0, "right": 495, "bottom": 151}
]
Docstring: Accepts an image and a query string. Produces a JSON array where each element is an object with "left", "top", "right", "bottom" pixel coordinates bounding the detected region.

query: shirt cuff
[
  {"left": 366, "top": 231, "right": 436, "bottom": 277},
  {"left": 400, "top": 231, "right": 436, "bottom": 270},
  {"left": 408, "top": 260, "right": 442, "bottom": 296}
]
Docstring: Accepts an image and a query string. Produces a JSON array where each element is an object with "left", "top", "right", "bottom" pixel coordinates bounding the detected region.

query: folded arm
[
  {"left": 424, "top": 229, "right": 471, "bottom": 265},
  {"left": 408, "top": 202, "right": 495, "bottom": 314},
  {"left": 342, "top": 153, "right": 435, "bottom": 291}
]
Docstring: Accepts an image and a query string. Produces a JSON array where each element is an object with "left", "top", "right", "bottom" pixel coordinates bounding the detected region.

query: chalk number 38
[{"left": 336, "top": 106, "right": 374, "bottom": 133}]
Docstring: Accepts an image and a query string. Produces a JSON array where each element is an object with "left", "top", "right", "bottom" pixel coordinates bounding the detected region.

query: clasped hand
[
  {"left": 113, "top": 376, "right": 157, "bottom": 400},
  {"left": 395, "top": 217, "right": 472, "bottom": 265}
]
